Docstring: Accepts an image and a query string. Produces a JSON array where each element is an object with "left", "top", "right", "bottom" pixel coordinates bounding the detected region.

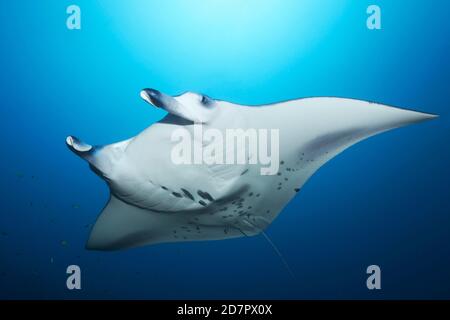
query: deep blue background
[{"left": 0, "top": 0, "right": 449, "bottom": 299}]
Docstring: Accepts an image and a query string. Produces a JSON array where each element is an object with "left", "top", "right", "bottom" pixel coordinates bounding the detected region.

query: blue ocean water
[{"left": 0, "top": 0, "right": 449, "bottom": 299}]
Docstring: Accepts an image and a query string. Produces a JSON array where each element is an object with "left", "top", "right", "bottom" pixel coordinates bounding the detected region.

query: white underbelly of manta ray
[{"left": 66, "top": 88, "right": 437, "bottom": 251}]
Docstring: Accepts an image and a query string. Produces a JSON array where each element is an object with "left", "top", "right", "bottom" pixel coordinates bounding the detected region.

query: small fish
[{"left": 61, "top": 240, "right": 68, "bottom": 247}]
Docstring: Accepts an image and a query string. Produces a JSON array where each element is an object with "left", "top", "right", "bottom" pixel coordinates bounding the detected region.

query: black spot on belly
[
  {"left": 240, "top": 169, "right": 249, "bottom": 176},
  {"left": 197, "top": 190, "right": 214, "bottom": 202},
  {"left": 172, "top": 192, "right": 182, "bottom": 198},
  {"left": 161, "top": 186, "right": 168, "bottom": 190},
  {"left": 181, "top": 188, "right": 194, "bottom": 200},
  {"left": 294, "top": 188, "right": 300, "bottom": 192},
  {"left": 248, "top": 192, "right": 253, "bottom": 197},
  {"left": 280, "top": 160, "right": 285, "bottom": 165}
]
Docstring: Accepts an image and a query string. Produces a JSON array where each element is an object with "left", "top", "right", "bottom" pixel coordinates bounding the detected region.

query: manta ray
[{"left": 66, "top": 88, "right": 436, "bottom": 251}]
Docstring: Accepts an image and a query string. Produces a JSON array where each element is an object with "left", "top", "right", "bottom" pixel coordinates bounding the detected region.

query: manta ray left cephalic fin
[{"left": 140, "top": 88, "right": 219, "bottom": 123}]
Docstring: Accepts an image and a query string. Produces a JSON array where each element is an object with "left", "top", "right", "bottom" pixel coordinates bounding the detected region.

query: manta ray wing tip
[
  {"left": 407, "top": 110, "right": 439, "bottom": 124},
  {"left": 383, "top": 106, "right": 439, "bottom": 128}
]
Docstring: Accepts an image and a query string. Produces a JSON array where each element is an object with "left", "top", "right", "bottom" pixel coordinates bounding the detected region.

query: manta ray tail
[
  {"left": 260, "top": 230, "right": 296, "bottom": 280},
  {"left": 242, "top": 219, "right": 295, "bottom": 279}
]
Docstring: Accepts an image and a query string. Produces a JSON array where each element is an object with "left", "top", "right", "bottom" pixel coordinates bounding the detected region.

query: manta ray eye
[{"left": 201, "top": 95, "right": 213, "bottom": 107}]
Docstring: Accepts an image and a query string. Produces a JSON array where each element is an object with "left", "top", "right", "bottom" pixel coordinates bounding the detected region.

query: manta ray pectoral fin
[
  {"left": 294, "top": 98, "right": 438, "bottom": 182},
  {"left": 87, "top": 194, "right": 245, "bottom": 250},
  {"left": 364, "top": 102, "right": 437, "bottom": 130},
  {"left": 304, "top": 98, "right": 438, "bottom": 135},
  {"left": 86, "top": 195, "right": 176, "bottom": 250}
]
